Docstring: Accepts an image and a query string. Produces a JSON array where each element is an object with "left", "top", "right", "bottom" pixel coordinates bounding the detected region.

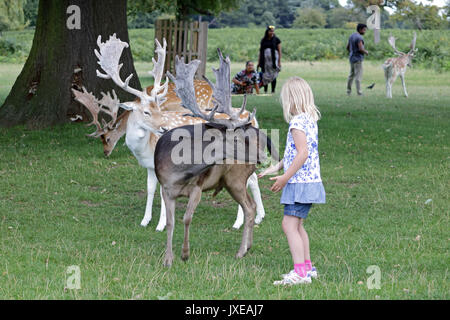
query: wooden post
[
  {"left": 196, "top": 21, "right": 208, "bottom": 79},
  {"left": 155, "top": 19, "right": 208, "bottom": 79}
]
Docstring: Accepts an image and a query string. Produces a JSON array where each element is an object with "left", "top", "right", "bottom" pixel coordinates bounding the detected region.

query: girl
[{"left": 258, "top": 77, "right": 325, "bottom": 285}]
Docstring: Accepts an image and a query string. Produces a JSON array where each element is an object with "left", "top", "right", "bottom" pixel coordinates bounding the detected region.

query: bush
[
  {"left": 1, "top": 28, "right": 450, "bottom": 72},
  {"left": 0, "top": 37, "right": 22, "bottom": 55}
]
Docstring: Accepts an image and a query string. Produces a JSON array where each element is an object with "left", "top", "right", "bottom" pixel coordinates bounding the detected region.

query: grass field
[{"left": 0, "top": 60, "right": 449, "bottom": 299}]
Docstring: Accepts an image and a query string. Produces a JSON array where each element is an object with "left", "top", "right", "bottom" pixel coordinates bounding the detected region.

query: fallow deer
[
  {"left": 155, "top": 51, "right": 277, "bottom": 267},
  {"left": 77, "top": 80, "right": 214, "bottom": 158},
  {"left": 383, "top": 32, "right": 417, "bottom": 99},
  {"left": 75, "top": 34, "right": 267, "bottom": 233}
]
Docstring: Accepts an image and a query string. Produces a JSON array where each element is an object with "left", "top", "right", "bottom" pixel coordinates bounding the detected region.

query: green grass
[{"left": 0, "top": 60, "right": 449, "bottom": 299}]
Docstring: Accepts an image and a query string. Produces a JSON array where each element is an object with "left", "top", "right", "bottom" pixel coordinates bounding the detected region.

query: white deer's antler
[
  {"left": 97, "top": 90, "right": 120, "bottom": 129},
  {"left": 95, "top": 34, "right": 154, "bottom": 106},
  {"left": 408, "top": 32, "right": 417, "bottom": 54},
  {"left": 388, "top": 35, "right": 404, "bottom": 56},
  {"left": 72, "top": 86, "right": 120, "bottom": 137},
  {"left": 148, "top": 39, "right": 169, "bottom": 106}
]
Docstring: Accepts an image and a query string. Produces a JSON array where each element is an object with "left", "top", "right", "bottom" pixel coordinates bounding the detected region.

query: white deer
[
  {"left": 74, "top": 34, "right": 266, "bottom": 231},
  {"left": 383, "top": 32, "right": 417, "bottom": 99}
]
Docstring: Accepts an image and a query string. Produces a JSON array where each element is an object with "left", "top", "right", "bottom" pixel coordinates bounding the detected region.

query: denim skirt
[
  {"left": 280, "top": 182, "right": 326, "bottom": 205},
  {"left": 284, "top": 203, "right": 312, "bottom": 219},
  {"left": 281, "top": 182, "right": 326, "bottom": 219}
]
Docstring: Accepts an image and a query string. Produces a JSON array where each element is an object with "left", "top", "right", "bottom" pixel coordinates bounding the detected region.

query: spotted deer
[
  {"left": 156, "top": 50, "right": 277, "bottom": 267},
  {"left": 73, "top": 34, "right": 267, "bottom": 233},
  {"left": 76, "top": 80, "right": 214, "bottom": 158},
  {"left": 383, "top": 32, "right": 417, "bottom": 99}
]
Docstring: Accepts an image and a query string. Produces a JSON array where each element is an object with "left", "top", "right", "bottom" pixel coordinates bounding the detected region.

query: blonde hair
[{"left": 280, "top": 76, "right": 321, "bottom": 123}]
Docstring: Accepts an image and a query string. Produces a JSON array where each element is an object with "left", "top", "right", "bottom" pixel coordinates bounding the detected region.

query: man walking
[{"left": 347, "top": 23, "right": 369, "bottom": 96}]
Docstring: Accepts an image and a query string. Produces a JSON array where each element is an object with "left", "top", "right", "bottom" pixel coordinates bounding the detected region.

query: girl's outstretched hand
[
  {"left": 258, "top": 161, "right": 283, "bottom": 179},
  {"left": 269, "top": 175, "right": 288, "bottom": 193},
  {"left": 258, "top": 166, "right": 276, "bottom": 179}
]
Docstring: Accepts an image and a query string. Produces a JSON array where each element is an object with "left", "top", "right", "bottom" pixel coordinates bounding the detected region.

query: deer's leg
[
  {"left": 233, "top": 206, "right": 244, "bottom": 230},
  {"left": 248, "top": 173, "right": 265, "bottom": 225},
  {"left": 384, "top": 67, "right": 390, "bottom": 98},
  {"left": 388, "top": 73, "right": 398, "bottom": 99},
  {"left": 386, "top": 80, "right": 391, "bottom": 98},
  {"left": 226, "top": 181, "right": 256, "bottom": 259},
  {"left": 155, "top": 186, "right": 167, "bottom": 232},
  {"left": 141, "top": 168, "right": 158, "bottom": 227},
  {"left": 181, "top": 186, "right": 202, "bottom": 261},
  {"left": 161, "top": 188, "right": 175, "bottom": 267},
  {"left": 400, "top": 74, "right": 408, "bottom": 97},
  {"left": 233, "top": 173, "right": 264, "bottom": 229}
]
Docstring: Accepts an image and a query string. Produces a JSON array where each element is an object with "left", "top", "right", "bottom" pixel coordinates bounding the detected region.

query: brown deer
[
  {"left": 155, "top": 51, "right": 277, "bottom": 267},
  {"left": 72, "top": 35, "right": 268, "bottom": 234},
  {"left": 383, "top": 32, "right": 417, "bottom": 98}
]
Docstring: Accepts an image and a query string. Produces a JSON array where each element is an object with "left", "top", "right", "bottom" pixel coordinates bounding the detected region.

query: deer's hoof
[
  {"left": 140, "top": 219, "right": 150, "bottom": 227},
  {"left": 235, "top": 250, "right": 247, "bottom": 259},
  {"left": 155, "top": 224, "right": 165, "bottom": 232},
  {"left": 232, "top": 222, "right": 243, "bottom": 230},
  {"left": 181, "top": 253, "right": 189, "bottom": 262},
  {"left": 163, "top": 256, "right": 173, "bottom": 268}
]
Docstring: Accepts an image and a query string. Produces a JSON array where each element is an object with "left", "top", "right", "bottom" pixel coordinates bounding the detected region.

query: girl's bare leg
[
  {"left": 298, "top": 219, "right": 310, "bottom": 262},
  {"left": 282, "top": 215, "right": 304, "bottom": 264}
]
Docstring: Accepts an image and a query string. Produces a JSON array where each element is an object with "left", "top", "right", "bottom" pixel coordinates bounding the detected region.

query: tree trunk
[{"left": 0, "top": 0, "right": 141, "bottom": 129}]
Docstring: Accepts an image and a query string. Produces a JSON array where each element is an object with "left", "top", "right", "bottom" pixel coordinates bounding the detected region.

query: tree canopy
[
  {"left": 3, "top": 0, "right": 450, "bottom": 32},
  {"left": 0, "top": 0, "right": 26, "bottom": 32}
]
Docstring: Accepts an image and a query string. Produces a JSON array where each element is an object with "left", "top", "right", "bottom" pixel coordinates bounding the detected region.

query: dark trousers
[{"left": 263, "top": 79, "right": 277, "bottom": 93}]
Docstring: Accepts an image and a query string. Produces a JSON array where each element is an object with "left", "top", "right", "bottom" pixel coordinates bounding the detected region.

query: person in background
[
  {"left": 231, "top": 61, "right": 260, "bottom": 94},
  {"left": 346, "top": 23, "right": 369, "bottom": 96},
  {"left": 258, "top": 25, "right": 281, "bottom": 94}
]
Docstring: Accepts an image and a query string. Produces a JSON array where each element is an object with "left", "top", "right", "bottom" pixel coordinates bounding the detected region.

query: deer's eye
[{"left": 144, "top": 111, "right": 151, "bottom": 116}]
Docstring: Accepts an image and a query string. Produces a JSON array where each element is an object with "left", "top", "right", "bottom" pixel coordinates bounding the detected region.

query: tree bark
[{"left": 0, "top": 0, "right": 141, "bottom": 129}]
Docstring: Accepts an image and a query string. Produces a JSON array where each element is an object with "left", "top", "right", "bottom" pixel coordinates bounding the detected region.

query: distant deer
[
  {"left": 73, "top": 34, "right": 267, "bottom": 232},
  {"left": 156, "top": 51, "right": 277, "bottom": 267},
  {"left": 383, "top": 32, "right": 417, "bottom": 98}
]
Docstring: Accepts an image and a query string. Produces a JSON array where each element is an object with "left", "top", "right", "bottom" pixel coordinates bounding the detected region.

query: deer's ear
[{"left": 119, "top": 103, "right": 135, "bottom": 111}]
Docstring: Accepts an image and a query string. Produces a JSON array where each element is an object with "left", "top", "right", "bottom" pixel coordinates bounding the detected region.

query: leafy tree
[
  {"left": 261, "top": 11, "right": 277, "bottom": 26},
  {"left": 23, "top": 0, "right": 39, "bottom": 28},
  {"left": 0, "top": 0, "right": 141, "bottom": 128},
  {"left": 293, "top": 7, "right": 327, "bottom": 28},
  {"left": 273, "top": 0, "right": 297, "bottom": 28},
  {"left": 327, "top": 7, "right": 353, "bottom": 28},
  {"left": 391, "top": 0, "right": 447, "bottom": 29},
  {"left": 0, "top": 0, "right": 26, "bottom": 32},
  {"left": 300, "top": 0, "right": 341, "bottom": 10},
  {"left": 128, "top": 0, "right": 239, "bottom": 21}
]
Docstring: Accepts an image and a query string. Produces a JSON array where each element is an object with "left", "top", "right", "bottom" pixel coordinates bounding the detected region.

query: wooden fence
[{"left": 155, "top": 19, "right": 208, "bottom": 79}]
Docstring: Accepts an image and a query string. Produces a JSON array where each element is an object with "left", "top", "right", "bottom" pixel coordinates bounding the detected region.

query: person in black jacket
[{"left": 258, "top": 26, "right": 282, "bottom": 94}]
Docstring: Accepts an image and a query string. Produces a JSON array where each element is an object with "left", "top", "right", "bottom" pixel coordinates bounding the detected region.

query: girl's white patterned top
[{"left": 283, "top": 113, "right": 322, "bottom": 184}]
